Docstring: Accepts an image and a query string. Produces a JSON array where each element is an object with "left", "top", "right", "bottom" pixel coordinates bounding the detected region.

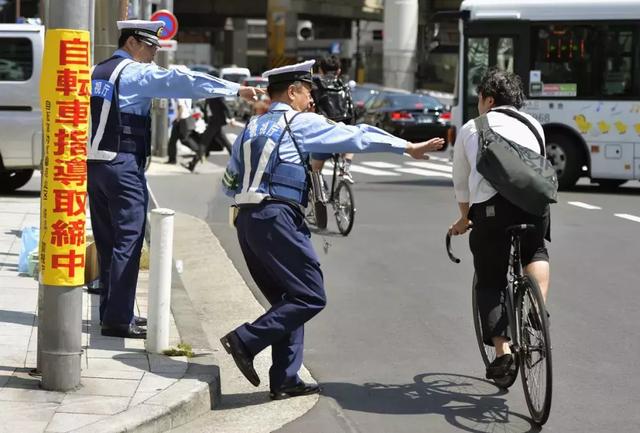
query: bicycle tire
[
  {"left": 314, "top": 201, "right": 328, "bottom": 229},
  {"left": 472, "top": 273, "right": 519, "bottom": 388},
  {"left": 517, "top": 275, "right": 553, "bottom": 425},
  {"left": 334, "top": 181, "right": 355, "bottom": 236}
]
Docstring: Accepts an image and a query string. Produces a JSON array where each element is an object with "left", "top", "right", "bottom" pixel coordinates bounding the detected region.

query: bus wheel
[{"left": 545, "top": 132, "right": 581, "bottom": 190}]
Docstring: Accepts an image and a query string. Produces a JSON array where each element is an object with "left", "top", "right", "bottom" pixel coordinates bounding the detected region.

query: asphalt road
[{"left": 148, "top": 133, "right": 640, "bottom": 433}]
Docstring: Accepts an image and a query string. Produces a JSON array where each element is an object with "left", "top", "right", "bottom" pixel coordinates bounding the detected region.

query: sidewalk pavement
[{"left": 0, "top": 186, "right": 218, "bottom": 432}]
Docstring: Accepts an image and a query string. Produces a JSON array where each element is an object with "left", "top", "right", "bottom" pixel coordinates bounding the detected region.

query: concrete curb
[{"left": 69, "top": 200, "right": 222, "bottom": 433}]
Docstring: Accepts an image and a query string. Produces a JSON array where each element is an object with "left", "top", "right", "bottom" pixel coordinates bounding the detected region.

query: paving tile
[
  {"left": 72, "top": 377, "right": 138, "bottom": 397},
  {"left": 85, "top": 348, "right": 147, "bottom": 359},
  {"left": 57, "top": 394, "right": 129, "bottom": 415},
  {"left": 45, "top": 412, "right": 107, "bottom": 432},
  {"left": 148, "top": 354, "right": 188, "bottom": 374},
  {"left": 0, "top": 385, "right": 65, "bottom": 403},
  {"left": 80, "top": 368, "right": 144, "bottom": 381},
  {"left": 85, "top": 357, "right": 149, "bottom": 373},
  {"left": 136, "top": 372, "right": 181, "bottom": 394},
  {"left": 0, "top": 401, "right": 56, "bottom": 433},
  {"left": 128, "top": 391, "right": 156, "bottom": 406}
]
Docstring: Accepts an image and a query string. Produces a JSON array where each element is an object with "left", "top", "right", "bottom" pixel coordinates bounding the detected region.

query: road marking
[
  {"left": 394, "top": 167, "right": 453, "bottom": 179},
  {"left": 429, "top": 156, "right": 451, "bottom": 162},
  {"left": 614, "top": 213, "right": 640, "bottom": 223},
  {"left": 361, "top": 161, "right": 402, "bottom": 169},
  {"left": 225, "top": 132, "right": 238, "bottom": 143},
  {"left": 348, "top": 164, "right": 401, "bottom": 176},
  {"left": 405, "top": 161, "right": 453, "bottom": 173},
  {"left": 568, "top": 201, "right": 602, "bottom": 210}
]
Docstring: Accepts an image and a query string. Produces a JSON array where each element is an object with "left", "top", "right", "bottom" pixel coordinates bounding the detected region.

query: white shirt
[
  {"left": 175, "top": 98, "right": 193, "bottom": 120},
  {"left": 453, "top": 106, "right": 545, "bottom": 205}
]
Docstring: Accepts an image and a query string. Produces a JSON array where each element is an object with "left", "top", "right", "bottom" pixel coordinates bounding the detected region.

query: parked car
[
  {"left": 0, "top": 24, "right": 44, "bottom": 193},
  {"left": 188, "top": 64, "right": 220, "bottom": 77},
  {"left": 236, "top": 76, "right": 269, "bottom": 121},
  {"left": 220, "top": 66, "right": 251, "bottom": 118},
  {"left": 358, "top": 91, "right": 451, "bottom": 144}
]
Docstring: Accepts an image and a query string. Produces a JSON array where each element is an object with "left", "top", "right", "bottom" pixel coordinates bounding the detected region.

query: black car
[{"left": 358, "top": 91, "right": 451, "bottom": 143}]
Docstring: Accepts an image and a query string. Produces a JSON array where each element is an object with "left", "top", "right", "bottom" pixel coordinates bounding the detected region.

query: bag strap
[
  {"left": 473, "top": 114, "right": 491, "bottom": 145},
  {"left": 492, "top": 108, "right": 545, "bottom": 156},
  {"left": 282, "top": 111, "right": 311, "bottom": 171}
]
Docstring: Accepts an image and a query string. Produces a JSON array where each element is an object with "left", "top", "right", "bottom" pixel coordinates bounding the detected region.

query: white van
[
  {"left": 0, "top": 24, "right": 44, "bottom": 193},
  {"left": 220, "top": 66, "right": 251, "bottom": 118}
]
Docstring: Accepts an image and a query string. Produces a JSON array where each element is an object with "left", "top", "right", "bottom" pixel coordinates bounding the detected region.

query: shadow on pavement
[
  {"left": 320, "top": 372, "right": 541, "bottom": 433},
  {"left": 0, "top": 309, "right": 36, "bottom": 326},
  {"left": 563, "top": 184, "right": 640, "bottom": 196}
]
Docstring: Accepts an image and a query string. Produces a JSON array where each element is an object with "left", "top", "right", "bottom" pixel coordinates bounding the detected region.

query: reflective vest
[
  {"left": 88, "top": 56, "right": 150, "bottom": 161},
  {"left": 235, "top": 110, "right": 309, "bottom": 207}
]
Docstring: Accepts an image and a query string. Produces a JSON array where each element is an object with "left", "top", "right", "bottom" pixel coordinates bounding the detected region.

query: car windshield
[
  {"left": 351, "top": 87, "right": 379, "bottom": 104},
  {"left": 388, "top": 94, "right": 442, "bottom": 110},
  {"left": 223, "top": 73, "right": 249, "bottom": 83},
  {"left": 244, "top": 79, "right": 268, "bottom": 88}
]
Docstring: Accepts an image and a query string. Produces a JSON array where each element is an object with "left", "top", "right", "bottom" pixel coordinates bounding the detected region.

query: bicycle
[
  {"left": 306, "top": 153, "right": 356, "bottom": 236},
  {"left": 446, "top": 224, "right": 553, "bottom": 425}
]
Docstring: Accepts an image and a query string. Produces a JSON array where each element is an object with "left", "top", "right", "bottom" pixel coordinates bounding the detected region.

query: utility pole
[
  {"left": 383, "top": 0, "right": 418, "bottom": 91},
  {"left": 39, "top": 0, "right": 92, "bottom": 391},
  {"left": 151, "top": 0, "right": 173, "bottom": 158}
]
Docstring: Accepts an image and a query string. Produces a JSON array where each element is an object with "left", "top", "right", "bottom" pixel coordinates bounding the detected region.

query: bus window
[
  {"left": 531, "top": 24, "right": 596, "bottom": 98},
  {"left": 497, "top": 38, "right": 514, "bottom": 73},
  {"left": 602, "top": 28, "right": 634, "bottom": 97},
  {"left": 467, "top": 37, "right": 489, "bottom": 99}
]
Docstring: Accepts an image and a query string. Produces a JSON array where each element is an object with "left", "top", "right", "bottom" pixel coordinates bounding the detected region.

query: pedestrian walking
[
  {"left": 219, "top": 60, "right": 444, "bottom": 399},
  {"left": 166, "top": 97, "right": 200, "bottom": 165},
  {"left": 201, "top": 97, "right": 233, "bottom": 155},
  {"left": 88, "top": 19, "right": 263, "bottom": 339}
]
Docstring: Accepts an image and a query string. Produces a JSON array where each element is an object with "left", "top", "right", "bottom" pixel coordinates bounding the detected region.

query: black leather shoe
[
  {"left": 220, "top": 331, "right": 260, "bottom": 387},
  {"left": 101, "top": 324, "right": 147, "bottom": 339},
  {"left": 486, "top": 354, "right": 514, "bottom": 379},
  {"left": 270, "top": 382, "right": 321, "bottom": 400},
  {"left": 134, "top": 316, "right": 147, "bottom": 326}
]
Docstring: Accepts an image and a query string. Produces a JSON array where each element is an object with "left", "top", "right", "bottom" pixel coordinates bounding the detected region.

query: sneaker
[{"left": 486, "top": 353, "right": 514, "bottom": 379}]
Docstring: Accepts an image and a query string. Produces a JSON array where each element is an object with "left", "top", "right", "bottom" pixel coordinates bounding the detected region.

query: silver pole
[
  {"left": 151, "top": 0, "right": 173, "bottom": 158},
  {"left": 40, "top": 0, "right": 92, "bottom": 392}
]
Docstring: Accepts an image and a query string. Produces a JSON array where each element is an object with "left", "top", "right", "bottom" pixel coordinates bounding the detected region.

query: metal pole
[
  {"left": 146, "top": 208, "right": 175, "bottom": 353},
  {"left": 40, "top": 0, "right": 92, "bottom": 392},
  {"left": 151, "top": 0, "right": 173, "bottom": 158}
]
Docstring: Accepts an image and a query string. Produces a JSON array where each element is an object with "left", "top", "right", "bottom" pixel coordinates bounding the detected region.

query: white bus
[{"left": 450, "top": 0, "right": 640, "bottom": 188}]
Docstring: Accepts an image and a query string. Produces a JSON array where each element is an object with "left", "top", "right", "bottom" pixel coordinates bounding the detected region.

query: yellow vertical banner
[{"left": 39, "top": 29, "right": 91, "bottom": 286}]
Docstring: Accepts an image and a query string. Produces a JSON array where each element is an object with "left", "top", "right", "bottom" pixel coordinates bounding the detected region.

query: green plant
[{"left": 162, "top": 342, "right": 194, "bottom": 357}]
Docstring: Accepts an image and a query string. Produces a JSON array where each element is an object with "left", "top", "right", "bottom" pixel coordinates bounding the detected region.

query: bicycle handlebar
[{"left": 445, "top": 232, "right": 461, "bottom": 264}]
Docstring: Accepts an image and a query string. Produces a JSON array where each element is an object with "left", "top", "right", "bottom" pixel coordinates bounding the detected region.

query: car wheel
[{"left": 0, "top": 169, "right": 34, "bottom": 193}]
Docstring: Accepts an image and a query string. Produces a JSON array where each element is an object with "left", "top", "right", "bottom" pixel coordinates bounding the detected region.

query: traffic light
[{"left": 297, "top": 20, "right": 313, "bottom": 41}]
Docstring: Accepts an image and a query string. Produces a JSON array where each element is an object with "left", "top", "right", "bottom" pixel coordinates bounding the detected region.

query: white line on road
[
  {"left": 348, "top": 164, "right": 401, "bottom": 176},
  {"left": 405, "top": 161, "right": 453, "bottom": 173},
  {"left": 614, "top": 213, "right": 640, "bottom": 223},
  {"left": 568, "top": 201, "right": 602, "bottom": 210},
  {"left": 429, "top": 156, "right": 451, "bottom": 162},
  {"left": 394, "top": 167, "right": 453, "bottom": 179},
  {"left": 361, "top": 161, "right": 402, "bottom": 169}
]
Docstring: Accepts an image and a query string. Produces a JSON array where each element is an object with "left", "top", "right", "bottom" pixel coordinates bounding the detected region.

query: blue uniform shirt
[
  {"left": 113, "top": 49, "right": 240, "bottom": 115},
  {"left": 223, "top": 102, "right": 407, "bottom": 200}
]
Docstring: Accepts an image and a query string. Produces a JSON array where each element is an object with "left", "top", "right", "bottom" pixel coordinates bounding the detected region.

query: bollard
[{"left": 146, "top": 208, "right": 175, "bottom": 353}]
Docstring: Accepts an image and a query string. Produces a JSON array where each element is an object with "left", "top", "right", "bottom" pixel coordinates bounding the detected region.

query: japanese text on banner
[{"left": 39, "top": 29, "right": 91, "bottom": 286}]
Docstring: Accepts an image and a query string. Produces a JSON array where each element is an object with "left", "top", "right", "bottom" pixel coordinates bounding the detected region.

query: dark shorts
[{"left": 310, "top": 152, "right": 333, "bottom": 161}]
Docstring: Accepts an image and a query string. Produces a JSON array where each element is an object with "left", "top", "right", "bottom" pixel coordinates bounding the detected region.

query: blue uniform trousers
[
  {"left": 234, "top": 202, "right": 326, "bottom": 391},
  {"left": 87, "top": 152, "right": 148, "bottom": 326}
]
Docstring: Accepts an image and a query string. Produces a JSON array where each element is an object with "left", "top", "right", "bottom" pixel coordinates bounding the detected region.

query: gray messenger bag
[{"left": 474, "top": 108, "right": 558, "bottom": 216}]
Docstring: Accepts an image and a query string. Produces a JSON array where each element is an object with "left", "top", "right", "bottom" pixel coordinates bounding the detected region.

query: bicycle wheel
[
  {"left": 517, "top": 275, "right": 552, "bottom": 425},
  {"left": 334, "top": 181, "right": 355, "bottom": 236},
  {"left": 472, "top": 273, "right": 519, "bottom": 388}
]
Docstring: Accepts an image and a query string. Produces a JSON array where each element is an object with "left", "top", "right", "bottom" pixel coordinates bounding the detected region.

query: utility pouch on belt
[{"left": 228, "top": 205, "right": 239, "bottom": 227}]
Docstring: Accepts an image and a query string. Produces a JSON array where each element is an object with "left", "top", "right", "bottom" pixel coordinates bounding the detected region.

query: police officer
[
  {"left": 89, "top": 20, "right": 263, "bottom": 339},
  {"left": 219, "top": 60, "right": 444, "bottom": 399}
]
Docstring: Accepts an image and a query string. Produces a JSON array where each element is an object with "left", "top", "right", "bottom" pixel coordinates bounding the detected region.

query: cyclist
[
  {"left": 310, "top": 55, "right": 356, "bottom": 183},
  {"left": 449, "top": 68, "right": 551, "bottom": 379}
]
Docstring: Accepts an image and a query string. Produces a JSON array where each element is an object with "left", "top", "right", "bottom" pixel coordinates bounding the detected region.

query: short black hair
[
  {"left": 319, "top": 55, "right": 341, "bottom": 73},
  {"left": 118, "top": 32, "right": 133, "bottom": 48},
  {"left": 476, "top": 68, "right": 526, "bottom": 109}
]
